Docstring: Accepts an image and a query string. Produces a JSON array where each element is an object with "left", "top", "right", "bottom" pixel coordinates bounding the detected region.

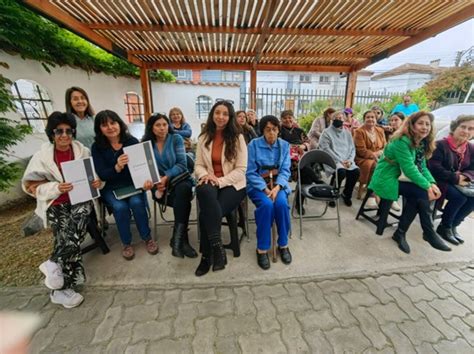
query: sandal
[
  {"left": 145, "top": 239, "right": 159, "bottom": 255},
  {"left": 122, "top": 245, "right": 135, "bottom": 260}
]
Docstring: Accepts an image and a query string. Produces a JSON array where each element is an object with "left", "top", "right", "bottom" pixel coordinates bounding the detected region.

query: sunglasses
[
  {"left": 215, "top": 98, "right": 234, "bottom": 105},
  {"left": 53, "top": 128, "right": 75, "bottom": 136}
]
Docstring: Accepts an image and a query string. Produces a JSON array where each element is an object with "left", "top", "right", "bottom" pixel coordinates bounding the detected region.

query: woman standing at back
[
  {"left": 65, "top": 87, "right": 95, "bottom": 149},
  {"left": 194, "top": 101, "right": 247, "bottom": 276}
]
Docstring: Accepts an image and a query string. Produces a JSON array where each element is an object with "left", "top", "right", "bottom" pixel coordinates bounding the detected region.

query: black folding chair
[{"left": 293, "top": 150, "right": 341, "bottom": 239}]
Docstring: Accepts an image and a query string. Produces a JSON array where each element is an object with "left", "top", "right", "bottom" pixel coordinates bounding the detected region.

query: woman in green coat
[{"left": 369, "top": 111, "right": 451, "bottom": 254}]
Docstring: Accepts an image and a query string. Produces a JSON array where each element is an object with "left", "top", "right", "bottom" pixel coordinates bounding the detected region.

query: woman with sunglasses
[
  {"left": 142, "top": 113, "right": 197, "bottom": 258},
  {"left": 22, "top": 112, "right": 101, "bottom": 308},
  {"left": 194, "top": 100, "right": 247, "bottom": 276},
  {"left": 91, "top": 110, "right": 158, "bottom": 260}
]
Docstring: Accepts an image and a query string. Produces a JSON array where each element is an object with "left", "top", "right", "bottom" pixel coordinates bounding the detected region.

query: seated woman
[
  {"left": 169, "top": 107, "right": 192, "bottom": 147},
  {"left": 247, "top": 115, "right": 292, "bottom": 270},
  {"left": 22, "top": 112, "right": 101, "bottom": 308},
  {"left": 142, "top": 113, "right": 197, "bottom": 258},
  {"left": 236, "top": 110, "right": 257, "bottom": 144},
  {"left": 369, "top": 112, "right": 451, "bottom": 254},
  {"left": 91, "top": 110, "right": 158, "bottom": 260},
  {"left": 246, "top": 109, "right": 260, "bottom": 136},
  {"left": 308, "top": 107, "right": 335, "bottom": 149},
  {"left": 319, "top": 110, "right": 360, "bottom": 207},
  {"left": 385, "top": 112, "right": 405, "bottom": 141},
  {"left": 354, "top": 110, "right": 387, "bottom": 204},
  {"left": 194, "top": 101, "right": 247, "bottom": 276},
  {"left": 428, "top": 115, "right": 474, "bottom": 245},
  {"left": 279, "top": 109, "right": 319, "bottom": 213},
  {"left": 342, "top": 107, "right": 360, "bottom": 134}
]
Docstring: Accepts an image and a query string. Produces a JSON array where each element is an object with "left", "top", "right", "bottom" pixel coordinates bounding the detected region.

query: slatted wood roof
[{"left": 23, "top": 0, "right": 474, "bottom": 73}]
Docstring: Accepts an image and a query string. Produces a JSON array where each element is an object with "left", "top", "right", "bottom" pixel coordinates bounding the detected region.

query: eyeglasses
[
  {"left": 53, "top": 128, "right": 75, "bottom": 136},
  {"left": 215, "top": 98, "right": 235, "bottom": 105}
]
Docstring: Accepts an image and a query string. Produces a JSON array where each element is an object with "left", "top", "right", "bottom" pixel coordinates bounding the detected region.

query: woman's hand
[
  {"left": 58, "top": 182, "right": 73, "bottom": 193},
  {"left": 143, "top": 180, "right": 154, "bottom": 191},
  {"left": 427, "top": 184, "right": 441, "bottom": 201},
  {"left": 198, "top": 174, "right": 219, "bottom": 186},
  {"left": 91, "top": 179, "right": 102, "bottom": 189},
  {"left": 156, "top": 176, "right": 169, "bottom": 192},
  {"left": 458, "top": 174, "right": 469, "bottom": 186},
  {"left": 115, "top": 153, "right": 129, "bottom": 172},
  {"left": 267, "top": 185, "right": 281, "bottom": 202}
]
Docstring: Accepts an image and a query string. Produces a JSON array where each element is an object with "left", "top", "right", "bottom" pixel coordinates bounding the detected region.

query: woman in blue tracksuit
[{"left": 246, "top": 115, "right": 292, "bottom": 270}]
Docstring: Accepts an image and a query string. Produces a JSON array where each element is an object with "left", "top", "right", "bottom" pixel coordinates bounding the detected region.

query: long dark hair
[
  {"left": 142, "top": 113, "right": 174, "bottom": 142},
  {"left": 392, "top": 111, "right": 436, "bottom": 158},
  {"left": 94, "top": 110, "right": 131, "bottom": 147},
  {"left": 200, "top": 101, "right": 240, "bottom": 161},
  {"left": 65, "top": 86, "right": 95, "bottom": 117}
]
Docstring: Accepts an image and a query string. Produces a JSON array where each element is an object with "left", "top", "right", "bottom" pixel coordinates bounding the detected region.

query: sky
[{"left": 366, "top": 19, "right": 474, "bottom": 73}]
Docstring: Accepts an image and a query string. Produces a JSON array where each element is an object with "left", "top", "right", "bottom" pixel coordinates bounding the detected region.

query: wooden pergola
[{"left": 22, "top": 0, "right": 474, "bottom": 120}]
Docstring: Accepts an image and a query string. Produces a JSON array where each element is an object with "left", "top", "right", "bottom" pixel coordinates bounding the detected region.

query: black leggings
[
  {"left": 331, "top": 168, "right": 360, "bottom": 198},
  {"left": 196, "top": 184, "right": 246, "bottom": 256}
]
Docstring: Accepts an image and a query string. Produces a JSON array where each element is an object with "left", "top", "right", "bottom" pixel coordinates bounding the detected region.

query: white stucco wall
[{"left": 0, "top": 52, "right": 241, "bottom": 204}]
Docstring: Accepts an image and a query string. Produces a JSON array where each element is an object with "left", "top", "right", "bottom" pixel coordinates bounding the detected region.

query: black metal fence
[{"left": 240, "top": 88, "right": 402, "bottom": 117}]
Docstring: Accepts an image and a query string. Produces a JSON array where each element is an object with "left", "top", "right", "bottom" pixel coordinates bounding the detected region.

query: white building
[{"left": 370, "top": 61, "right": 447, "bottom": 93}]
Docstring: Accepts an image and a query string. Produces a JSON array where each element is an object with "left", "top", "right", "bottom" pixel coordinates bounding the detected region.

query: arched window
[
  {"left": 124, "top": 92, "right": 144, "bottom": 123},
  {"left": 196, "top": 95, "right": 212, "bottom": 120},
  {"left": 11, "top": 79, "right": 53, "bottom": 133}
]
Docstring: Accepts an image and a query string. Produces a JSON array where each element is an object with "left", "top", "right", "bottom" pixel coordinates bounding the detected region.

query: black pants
[
  {"left": 154, "top": 179, "right": 193, "bottom": 225},
  {"left": 397, "top": 182, "right": 436, "bottom": 236},
  {"left": 196, "top": 184, "right": 246, "bottom": 256},
  {"left": 331, "top": 168, "right": 360, "bottom": 198}
]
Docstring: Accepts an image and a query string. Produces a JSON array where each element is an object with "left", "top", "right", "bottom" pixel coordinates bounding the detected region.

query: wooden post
[
  {"left": 140, "top": 67, "right": 152, "bottom": 122},
  {"left": 250, "top": 68, "right": 257, "bottom": 110},
  {"left": 344, "top": 71, "right": 357, "bottom": 108}
]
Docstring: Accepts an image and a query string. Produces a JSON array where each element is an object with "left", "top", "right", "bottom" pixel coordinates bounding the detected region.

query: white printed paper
[
  {"left": 123, "top": 141, "right": 160, "bottom": 189},
  {"left": 61, "top": 157, "right": 100, "bottom": 205}
]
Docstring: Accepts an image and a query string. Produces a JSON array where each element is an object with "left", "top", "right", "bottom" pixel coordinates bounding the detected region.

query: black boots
[
  {"left": 171, "top": 224, "right": 198, "bottom": 258},
  {"left": 417, "top": 199, "right": 451, "bottom": 252},
  {"left": 392, "top": 199, "right": 418, "bottom": 254},
  {"left": 436, "top": 224, "right": 460, "bottom": 245},
  {"left": 452, "top": 226, "right": 464, "bottom": 244},
  {"left": 392, "top": 230, "right": 410, "bottom": 254},
  {"left": 195, "top": 256, "right": 211, "bottom": 276},
  {"left": 182, "top": 229, "right": 198, "bottom": 258},
  {"left": 210, "top": 238, "right": 227, "bottom": 272}
]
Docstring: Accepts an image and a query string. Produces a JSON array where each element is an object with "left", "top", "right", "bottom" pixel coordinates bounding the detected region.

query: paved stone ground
[{"left": 1, "top": 265, "right": 473, "bottom": 353}]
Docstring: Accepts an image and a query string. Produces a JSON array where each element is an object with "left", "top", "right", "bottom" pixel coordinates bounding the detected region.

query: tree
[
  {"left": 423, "top": 63, "right": 474, "bottom": 103},
  {"left": 0, "top": 69, "right": 32, "bottom": 192}
]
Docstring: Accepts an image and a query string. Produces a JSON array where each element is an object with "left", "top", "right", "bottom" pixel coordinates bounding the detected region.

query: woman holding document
[
  {"left": 194, "top": 100, "right": 247, "bottom": 276},
  {"left": 142, "top": 113, "right": 197, "bottom": 259},
  {"left": 22, "top": 112, "right": 100, "bottom": 308},
  {"left": 91, "top": 110, "right": 158, "bottom": 260}
]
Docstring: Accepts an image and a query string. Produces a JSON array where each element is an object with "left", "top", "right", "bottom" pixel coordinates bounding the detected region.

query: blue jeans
[
  {"left": 101, "top": 189, "right": 151, "bottom": 245},
  {"left": 248, "top": 189, "right": 290, "bottom": 251},
  {"left": 442, "top": 184, "right": 474, "bottom": 227}
]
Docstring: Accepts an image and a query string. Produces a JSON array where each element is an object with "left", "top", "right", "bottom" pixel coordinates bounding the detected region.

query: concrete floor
[{"left": 83, "top": 194, "right": 474, "bottom": 288}]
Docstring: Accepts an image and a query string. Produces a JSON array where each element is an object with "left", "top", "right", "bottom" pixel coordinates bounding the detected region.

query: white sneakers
[
  {"left": 366, "top": 197, "right": 378, "bottom": 209},
  {"left": 50, "top": 289, "right": 84, "bottom": 308},
  {"left": 391, "top": 201, "right": 401, "bottom": 211},
  {"left": 39, "top": 260, "right": 64, "bottom": 290}
]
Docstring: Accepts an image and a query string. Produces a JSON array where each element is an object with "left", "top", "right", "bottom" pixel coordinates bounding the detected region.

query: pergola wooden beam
[
  {"left": 143, "top": 62, "right": 352, "bottom": 73},
  {"left": 22, "top": 0, "right": 143, "bottom": 67},
  {"left": 129, "top": 50, "right": 368, "bottom": 60},
  {"left": 87, "top": 23, "right": 418, "bottom": 37},
  {"left": 355, "top": 4, "right": 474, "bottom": 70}
]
